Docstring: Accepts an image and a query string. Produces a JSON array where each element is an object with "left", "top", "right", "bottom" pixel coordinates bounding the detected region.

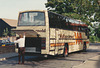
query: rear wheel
[
  {"left": 83, "top": 42, "right": 87, "bottom": 52},
  {"left": 63, "top": 44, "right": 68, "bottom": 57}
]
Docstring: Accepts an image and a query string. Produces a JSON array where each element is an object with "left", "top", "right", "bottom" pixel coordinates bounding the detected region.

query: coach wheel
[
  {"left": 63, "top": 44, "right": 68, "bottom": 57},
  {"left": 83, "top": 42, "right": 87, "bottom": 52}
]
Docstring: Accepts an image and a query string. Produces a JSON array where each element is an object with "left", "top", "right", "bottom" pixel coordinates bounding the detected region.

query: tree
[
  {"left": 94, "top": 25, "right": 100, "bottom": 38},
  {"left": 45, "top": 0, "right": 100, "bottom": 26},
  {"left": 3, "top": 28, "right": 9, "bottom": 37},
  {"left": 94, "top": 0, "right": 100, "bottom": 22}
]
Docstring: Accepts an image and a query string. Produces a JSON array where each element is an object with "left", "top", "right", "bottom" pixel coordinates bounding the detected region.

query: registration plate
[{"left": 25, "top": 47, "right": 36, "bottom": 52}]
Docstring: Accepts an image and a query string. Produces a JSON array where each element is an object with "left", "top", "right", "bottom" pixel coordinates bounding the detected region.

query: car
[{"left": 0, "top": 40, "right": 15, "bottom": 46}]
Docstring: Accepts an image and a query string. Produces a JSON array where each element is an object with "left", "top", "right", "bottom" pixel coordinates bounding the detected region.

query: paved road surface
[{"left": 0, "top": 43, "right": 100, "bottom": 68}]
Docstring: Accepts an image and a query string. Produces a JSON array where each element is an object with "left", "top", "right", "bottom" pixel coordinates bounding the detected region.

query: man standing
[{"left": 14, "top": 33, "right": 25, "bottom": 64}]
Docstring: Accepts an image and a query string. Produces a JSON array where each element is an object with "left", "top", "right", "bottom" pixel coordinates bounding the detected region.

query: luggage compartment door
[{"left": 25, "top": 37, "right": 41, "bottom": 53}]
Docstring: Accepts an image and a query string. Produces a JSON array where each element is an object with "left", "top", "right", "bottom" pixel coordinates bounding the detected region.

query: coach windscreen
[{"left": 18, "top": 11, "right": 45, "bottom": 26}]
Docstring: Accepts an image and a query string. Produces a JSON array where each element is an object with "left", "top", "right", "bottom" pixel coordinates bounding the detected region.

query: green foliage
[
  {"left": 89, "top": 36, "right": 96, "bottom": 43},
  {"left": 46, "top": 0, "right": 100, "bottom": 26},
  {"left": 3, "top": 28, "right": 9, "bottom": 37},
  {"left": 94, "top": 25, "right": 100, "bottom": 38},
  {"left": 88, "top": 26, "right": 95, "bottom": 36},
  {"left": 10, "top": 31, "right": 16, "bottom": 36},
  {"left": 89, "top": 25, "right": 100, "bottom": 43}
]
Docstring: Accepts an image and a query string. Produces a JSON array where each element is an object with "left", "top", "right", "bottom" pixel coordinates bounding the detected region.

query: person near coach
[{"left": 14, "top": 33, "right": 25, "bottom": 64}]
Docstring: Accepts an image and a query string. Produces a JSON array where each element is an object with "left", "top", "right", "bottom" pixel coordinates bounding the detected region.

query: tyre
[
  {"left": 63, "top": 44, "right": 68, "bottom": 57},
  {"left": 83, "top": 42, "right": 87, "bottom": 52}
]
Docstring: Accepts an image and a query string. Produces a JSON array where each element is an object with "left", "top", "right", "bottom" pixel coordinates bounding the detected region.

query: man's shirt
[{"left": 14, "top": 36, "right": 25, "bottom": 47}]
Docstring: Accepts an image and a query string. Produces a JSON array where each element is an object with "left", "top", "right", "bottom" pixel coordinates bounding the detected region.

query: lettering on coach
[{"left": 58, "top": 34, "right": 74, "bottom": 40}]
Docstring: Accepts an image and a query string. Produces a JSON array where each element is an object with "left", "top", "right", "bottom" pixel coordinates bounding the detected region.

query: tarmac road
[{"left": 0, "top": 43, "right": 100, "bottom": 68}]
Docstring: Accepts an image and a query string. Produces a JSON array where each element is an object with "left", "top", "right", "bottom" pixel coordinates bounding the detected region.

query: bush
[{"left": 89, "top": 36, "right": 96, "bottom": 43}]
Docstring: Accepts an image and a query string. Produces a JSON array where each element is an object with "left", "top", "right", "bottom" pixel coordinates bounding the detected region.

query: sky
[{"left": 0, "top": 0, "right": 47, "bottom": 20}]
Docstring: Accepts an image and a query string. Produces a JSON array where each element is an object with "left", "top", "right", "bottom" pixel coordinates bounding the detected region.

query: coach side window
[{"left": 49, "top": 12, "right": 56, "bottom": 28}]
